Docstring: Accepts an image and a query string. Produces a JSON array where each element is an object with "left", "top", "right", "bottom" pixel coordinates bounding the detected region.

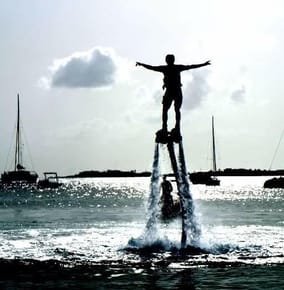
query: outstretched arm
[
  {"left": 136, "top": 62, "right": 164, "bottom": 72},
  {"left": 181, "top": 60, "right": 211, "bottom": 71}
]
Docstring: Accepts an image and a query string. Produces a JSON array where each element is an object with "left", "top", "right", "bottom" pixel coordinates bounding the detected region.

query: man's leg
[
  {"left": 174, "top": 105, "right": 182, "bottom": 132},
  {"left": 174, "top": 105, "right": 181, "bottom": 132},
  {"left": 162, "top": 94, "right": 172, "bottom": 131},
  {"left": 174, "top": 90, "right": 183, "bottom": 132},
  {"left": 162, "top": 104, "right": 170, "bottom": 131}
]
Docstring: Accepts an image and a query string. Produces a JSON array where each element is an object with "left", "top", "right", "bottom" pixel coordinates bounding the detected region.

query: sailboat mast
[
  {"left": 14, "top": 94, "right": 21, "bottom": 170},
  {"left": 212, "top": 116, "right": 217, "bottom": 172}
]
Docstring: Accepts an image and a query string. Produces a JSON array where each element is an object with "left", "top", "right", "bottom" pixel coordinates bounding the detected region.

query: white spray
[
  {"left": 143, "top": 140, "right": 201, "bottom": 249},
  {"left": 144, "top": 143, "right": 161, "bottom": 241},
  {"left": 177, "top": 141, "right": 201, "bottom": 246}
]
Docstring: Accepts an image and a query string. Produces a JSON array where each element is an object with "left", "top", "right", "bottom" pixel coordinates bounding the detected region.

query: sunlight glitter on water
[{"left": 0, "top": 176, "right": 283, "bottom": 269}]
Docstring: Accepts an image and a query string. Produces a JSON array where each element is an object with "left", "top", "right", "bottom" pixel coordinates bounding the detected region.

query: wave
[
  {"left": 124, "top": 233, "right": 284, "bottom": 266},
  {"left": 125, "top": 235, "right": 238, "bottom": 256}
]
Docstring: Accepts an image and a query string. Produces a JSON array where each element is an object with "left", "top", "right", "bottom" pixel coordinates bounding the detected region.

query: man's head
[{"left": 165, "top": 54, "right": 175, "bottom": 65}]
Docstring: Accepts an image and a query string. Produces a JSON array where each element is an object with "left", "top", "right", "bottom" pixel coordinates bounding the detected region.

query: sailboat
[
  {"left": 190, "top": 116, "right": 220, "bottom": 186},
  {"left": 263, "top": 129, "right": 284, "bottom": 188},
  {"left": 205, "top": 116, "right": 220, "bottom": 186},
  {"left": 1, "top": 94, "right": 38, "bottom": 186}
]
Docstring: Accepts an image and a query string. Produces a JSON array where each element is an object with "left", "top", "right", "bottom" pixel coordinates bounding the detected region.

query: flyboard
[{"left": 155, "top": 128, "right": 197, "bottom": 248}]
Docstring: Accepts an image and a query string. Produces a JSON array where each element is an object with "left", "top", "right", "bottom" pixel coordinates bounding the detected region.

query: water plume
[
  {"left": 177, "top": 141, "right": 201, "bottom": 246},
  {"left": 144, "top": 143, "right": 161, "bottom": 241},
  {"left": 131, "top": 140, "right": 201, "bottom": 250}
]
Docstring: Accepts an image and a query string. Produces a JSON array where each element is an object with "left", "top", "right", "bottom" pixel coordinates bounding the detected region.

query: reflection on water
[
  {"left": 0, "top": 176, "right": 283, "bottom": 289},
  {"left": 0, "top": 258, "right": 283, "bottom": 289}
]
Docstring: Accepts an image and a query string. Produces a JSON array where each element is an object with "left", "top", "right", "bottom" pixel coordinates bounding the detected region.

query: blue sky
[{"left": 1, "top": 0, "right": 284, "bottom": 175}]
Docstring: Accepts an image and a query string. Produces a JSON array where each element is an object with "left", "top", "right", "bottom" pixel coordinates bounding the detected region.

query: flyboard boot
[
  {"left": 155, "top": 128, "right": 169, "bottom": 144},
  {"left": 170, "top": 127, "right": 182, "bottom": 143}
]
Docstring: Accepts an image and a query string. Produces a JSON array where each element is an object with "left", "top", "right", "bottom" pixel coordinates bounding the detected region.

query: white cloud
[{"left": 41, "top": 47, "right": 133, "bottom": 89}]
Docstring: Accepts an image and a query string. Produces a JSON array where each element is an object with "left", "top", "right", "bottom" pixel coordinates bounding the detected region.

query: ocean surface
[{"left": 0, "top": 176, "right": 283, "bottom": 289}]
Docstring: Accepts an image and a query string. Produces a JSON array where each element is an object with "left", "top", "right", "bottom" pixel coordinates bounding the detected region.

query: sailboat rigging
[
  {"left": 190, "top": 116, "right": 220, "bottom": 186},
  {"left": 212, "top": 116, "right": 217, "bottom": 172},
  {"left": 1, "top": 94, "right": 38, "bottom": 185},
  {"left": 207, "top": 116, "right": 220, "bottom": 186},
  {"left": 263, "top": 128, "right": 284, "bottom": 188}
]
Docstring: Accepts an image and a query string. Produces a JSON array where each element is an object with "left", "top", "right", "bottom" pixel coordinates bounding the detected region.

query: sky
[{"left": 1, "top": 0, "right": 284, "bottom": 176}]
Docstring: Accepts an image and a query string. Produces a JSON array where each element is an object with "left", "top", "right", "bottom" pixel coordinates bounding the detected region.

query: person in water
[
  {"left": 160, "top": 175, "right": 174, "bottom": 217},
  {"left": 136, "top": 55, "right": 210, "bottom": 134}
]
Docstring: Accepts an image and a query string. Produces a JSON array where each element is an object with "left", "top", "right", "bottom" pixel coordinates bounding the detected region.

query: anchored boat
[
  {"left": 1, "top": 94, "right": 38, "bottom": 186},
  {"left": 190, "top": 116, "right": 220, "bottom": 186},
  {"left": 38, "top": 172, "right": 62, "bottom": 189}
]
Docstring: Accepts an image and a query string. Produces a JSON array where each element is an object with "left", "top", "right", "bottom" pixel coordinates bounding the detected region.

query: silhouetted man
[{"left": 136, "top": 54, "right": 210, "bottom": 135}]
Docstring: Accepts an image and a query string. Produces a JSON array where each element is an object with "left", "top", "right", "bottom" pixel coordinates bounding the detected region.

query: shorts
[{"left": 162, "top": 87, "right": 183, "bottom": 109}]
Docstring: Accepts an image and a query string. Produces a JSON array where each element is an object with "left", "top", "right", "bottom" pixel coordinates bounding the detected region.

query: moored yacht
[{"left": 1, "top": 94, "right": 38, "bottom": 186}]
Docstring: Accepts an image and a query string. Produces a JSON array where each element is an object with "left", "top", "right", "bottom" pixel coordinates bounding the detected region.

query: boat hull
[
  {"left": 1, "top": 170, "right": 38, "bottom": 185},
  {"left": 264, "top": 177, "right": 284, "bottom": 188},
  {"left": 190, "top": 172, "right": 220, "bottom": 186}
]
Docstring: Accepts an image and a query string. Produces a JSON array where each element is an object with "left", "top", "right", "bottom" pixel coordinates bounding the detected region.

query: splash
[
  {"left": 144, "top": 143, "right": 161, "bottom": 241},
  {"left": 177, "top": 141, "right": 201, "bottom": 246},
  {"left": 129, "top": 138, "right": 201, "bottom": 250}
]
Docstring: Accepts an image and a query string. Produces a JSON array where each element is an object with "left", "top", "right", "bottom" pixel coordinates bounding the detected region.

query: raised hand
[{"left": 204, "top": 60, "right": 211, "bottom": 66}]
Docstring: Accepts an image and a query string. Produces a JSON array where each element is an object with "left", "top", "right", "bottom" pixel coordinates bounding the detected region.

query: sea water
[{"left": 0, "top": 176, "right": 283, "bottom": 289}]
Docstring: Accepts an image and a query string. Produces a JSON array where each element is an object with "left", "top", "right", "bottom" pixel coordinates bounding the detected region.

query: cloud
[
  {"left": 231, "top": 86, "right": 246, "bottom": 103},
  {"left": 41, "top": 47, "right": 132, "bottom": 89},
  {"left": 122, "top": 86, "right": 161, "bottom": 126},
  {"left": 182, "top": 70, "right": 210, "bottom": 111}
]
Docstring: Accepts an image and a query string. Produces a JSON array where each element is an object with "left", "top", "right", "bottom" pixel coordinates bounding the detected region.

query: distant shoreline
[
  {"left": 209, "top": 168, "right": 284, "bottom": 176},
  {"left": 62, "top": 170, "right": 151, "bottom": 178},
  {"left": 61, "top": 168, "right": 284, "bottom": 178}
]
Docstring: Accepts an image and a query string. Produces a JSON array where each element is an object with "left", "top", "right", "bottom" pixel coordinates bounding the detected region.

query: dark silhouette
[
  {"left": 160, "top": 175, "right": 181, "bottom": 219},
  {"left": 71, "top": 170, "right": 151, "bottom": 178},
  {"left": 161, "top": 175, "right": 174, "bottom": 209},
  {"left": 136, "top": 54, "right": 210, "bottom": 134},
  {"left": 264, "top": 177, "right": 284, "bottom": 188},
  {"left": 60, "top": 168, "right": 284, "bottom": 179}
]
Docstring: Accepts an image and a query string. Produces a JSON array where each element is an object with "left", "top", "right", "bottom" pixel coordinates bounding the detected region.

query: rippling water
[{"left": 0, "top": 176, "right": 283, "bottom": 289}]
